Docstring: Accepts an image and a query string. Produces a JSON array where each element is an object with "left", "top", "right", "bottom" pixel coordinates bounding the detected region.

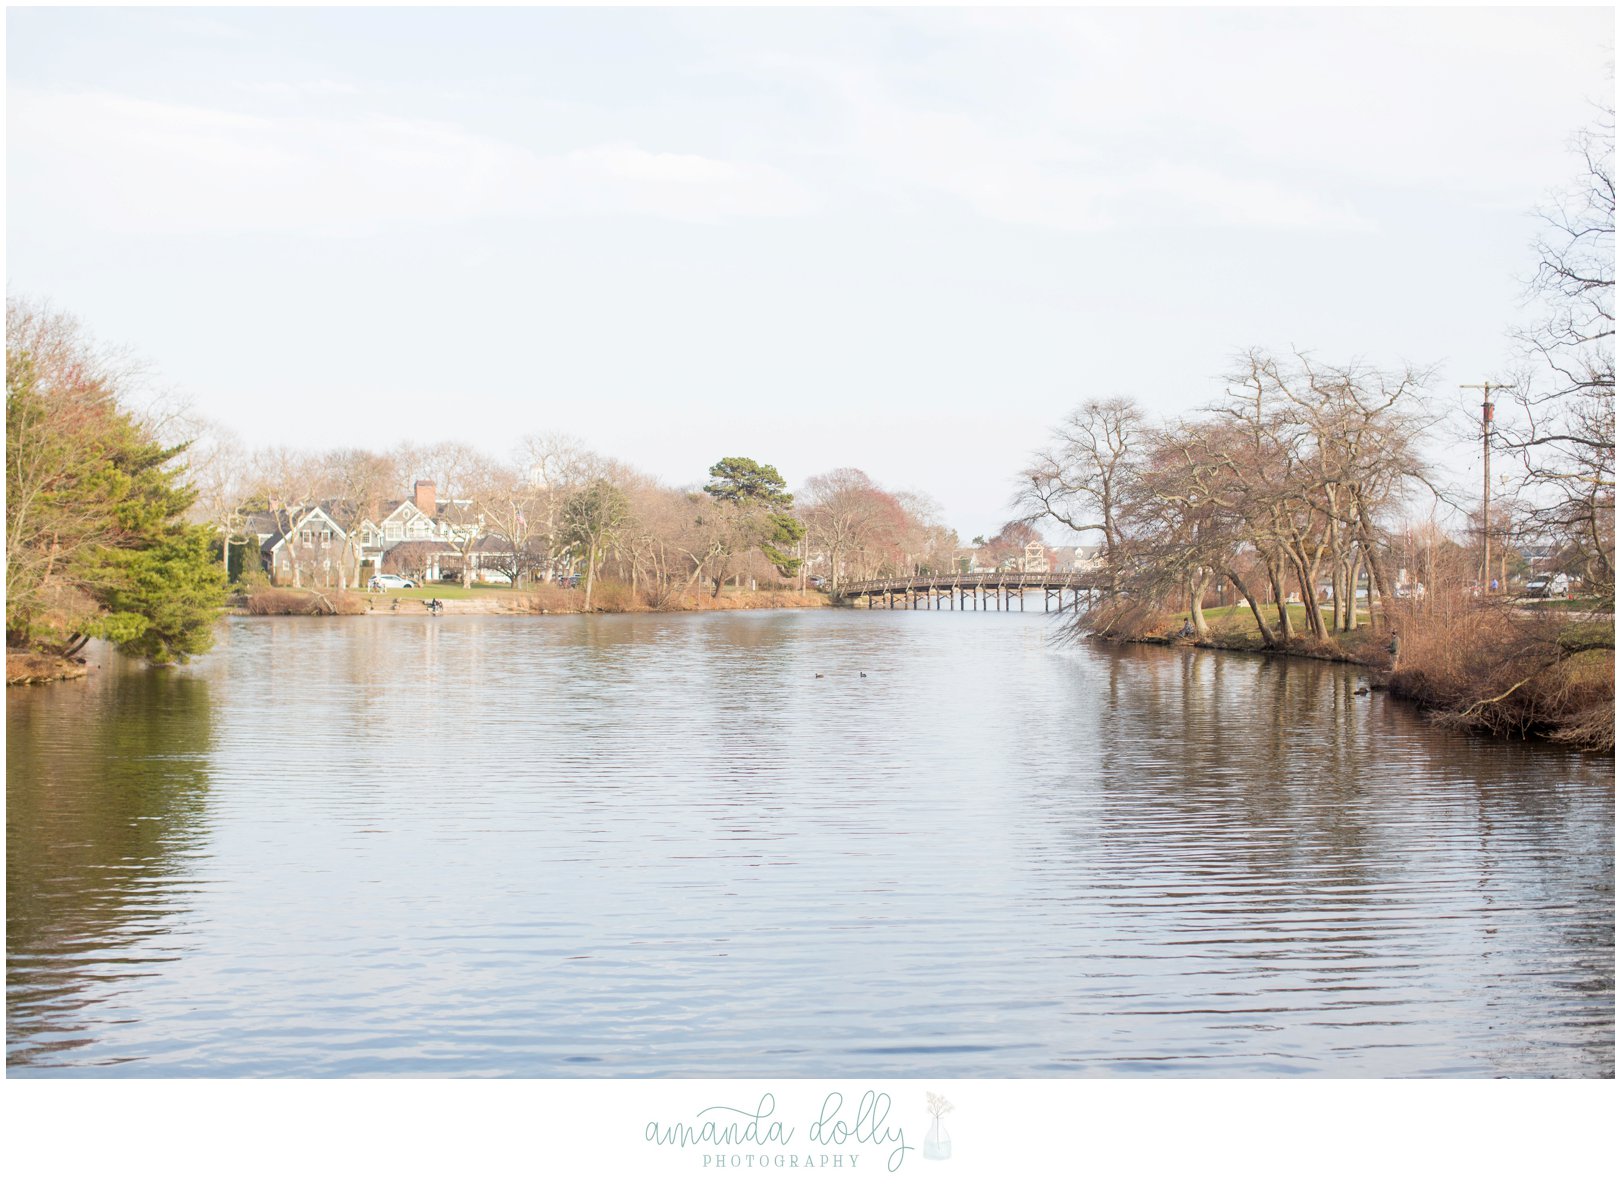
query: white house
[{"left": 1059, "top": 545, "right": 1106, "bottom": 573}]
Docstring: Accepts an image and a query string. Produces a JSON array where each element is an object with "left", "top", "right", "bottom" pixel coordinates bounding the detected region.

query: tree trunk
[
  {"left": 1357, "top": 509, "right": 1392, "bottom": 631},
  {"left": 1293, "top": 556, "right": 1329, "bottom": 642},
  {"left": 1227, "top": 570, "right": 1276, "bottom": 647},
  {"left": 1268, "top": 562, "right": 1294, "bottom": 642},
  {"left": 1189, "top": 570, "right": 1210, "bottom": 636},
  {"left": 583, "top": 540, "right": 598, "bottom": 611}
]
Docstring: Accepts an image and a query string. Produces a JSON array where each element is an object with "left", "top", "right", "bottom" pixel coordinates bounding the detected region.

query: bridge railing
[{"left": 832, "top": 572, "right": 1103, "bottom": 597}]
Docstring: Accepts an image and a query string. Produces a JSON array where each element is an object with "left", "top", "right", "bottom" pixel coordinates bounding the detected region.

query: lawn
[
  {"left": 1520, "top": 595, "right": 1611, "bottom": 613},
  {"left": 366, "top": 581, "right": 516, "bottom": 602},
  {"left": 1199, "top": 600, "right": 1391, "bottom": 646},
  {"left": 1202, "top": 601, "right": 1342, "bottom": 630}
]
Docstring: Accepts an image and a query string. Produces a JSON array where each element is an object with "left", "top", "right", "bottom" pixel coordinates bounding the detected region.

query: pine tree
[{"left": 6, "top": 305, "right": 226, "bottom": 666}]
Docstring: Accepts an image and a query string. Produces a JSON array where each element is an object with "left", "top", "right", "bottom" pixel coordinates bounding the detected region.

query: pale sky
[{"left": 6, "top": 5, "right": 1614, "bottom": 538}]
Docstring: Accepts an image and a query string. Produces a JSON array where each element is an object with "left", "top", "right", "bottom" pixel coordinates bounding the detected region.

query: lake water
[{"left": 6, "top": 610, "right": 1614, "bottom": 1077}]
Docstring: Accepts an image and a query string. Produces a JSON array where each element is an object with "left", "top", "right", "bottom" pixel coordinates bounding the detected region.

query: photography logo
[
  {"left": 923, "top": 1092, "right": 953, "bottom": 1161},
  {"left": 644, "top": 1089, "right": 915, "bottom": 1172}
]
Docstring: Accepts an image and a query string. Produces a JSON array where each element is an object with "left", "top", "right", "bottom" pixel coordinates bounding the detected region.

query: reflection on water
[
  {"left": 8, "top": 664, "right": 213, "bottom": 1068},
  {"left": 6, "top": 611, "right": 1614, "bottom": 1077}
]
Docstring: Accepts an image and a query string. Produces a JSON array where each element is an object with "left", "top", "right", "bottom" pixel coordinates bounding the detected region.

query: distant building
[
  {"left": 1058, "top": 545, "right": 1106, "bottom": 573},
  {"left": 259, "top": 505, "right": 350, "bottom": 586},
  {"left": 254, "top": 479, "right": 501, "bottom": 587}
]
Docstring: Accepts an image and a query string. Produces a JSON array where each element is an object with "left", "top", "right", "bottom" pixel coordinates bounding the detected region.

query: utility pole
[{"left": 1460, "top": 383, "right": 1499, "bottom": 593}]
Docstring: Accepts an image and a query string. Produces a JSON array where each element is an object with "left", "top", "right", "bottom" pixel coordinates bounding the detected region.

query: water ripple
[{"left": 6, "top": 611, "right": 1614, "bottom": 1077}]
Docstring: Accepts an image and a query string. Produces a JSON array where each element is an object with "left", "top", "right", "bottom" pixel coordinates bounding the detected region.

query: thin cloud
[
  {"left": 235, "top": 79, "right": 366, "bottom": 101},
  {"left": 7, "top": 88, "right": 816, "bottom": 236},
  {"left": 802, "top": 61, "right": 1374, "bottom": 233}
]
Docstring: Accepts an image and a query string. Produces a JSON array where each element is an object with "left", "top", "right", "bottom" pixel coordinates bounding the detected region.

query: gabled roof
[
  {"left": 380, "top": 499, "right": 436, "bottom": 525},
  {"left": 261, "top": 505, "right": 348, "bottom": 553},
  {"left": 245, "top": 511, "right": 284, "bottom": 540}
]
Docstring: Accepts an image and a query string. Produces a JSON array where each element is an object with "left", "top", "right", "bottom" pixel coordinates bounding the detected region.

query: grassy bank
[{"left": 1097, "top": 598, "right": 1614, "bottom": 752}]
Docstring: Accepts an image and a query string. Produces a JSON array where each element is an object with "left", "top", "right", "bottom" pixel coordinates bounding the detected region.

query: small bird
[
  {"left": 815, "top": 673, "right": 824, "bottom": 679},
  {"left": 859, "top": 671, "right": 868, "bottom": 677}
]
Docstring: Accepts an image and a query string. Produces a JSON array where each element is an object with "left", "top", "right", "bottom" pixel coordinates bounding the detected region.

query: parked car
[
  {"left": 1525, "top": 574, "right": 1570, "bottom": 599},
  {"left": 369, "top": 573, "right": 417, "bottom": 591}
]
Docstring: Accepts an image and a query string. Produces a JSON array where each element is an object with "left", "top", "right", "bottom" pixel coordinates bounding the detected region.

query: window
[
  {"left": 321, "top": 530, "right": 332, "bottom": 545},
  {"left": 385, "top": 522, "right": 403, "bottom": 541},
  {"left": 301, "top": 529, "right": 314, "bottom": 545}
]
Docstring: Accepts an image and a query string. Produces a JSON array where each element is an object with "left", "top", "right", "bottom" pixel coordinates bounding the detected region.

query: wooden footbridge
[{"left": 834, "top": 572, "right": 1104, "bottom": 612}]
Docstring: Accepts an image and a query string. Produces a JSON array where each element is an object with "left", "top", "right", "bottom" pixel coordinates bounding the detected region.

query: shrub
[
  {"left": 245, "top": 589, "right": 315, "bottom": 615},
  {"left": 587, "top": 579, "right": 651, "bottom": 613},
  {"left": 515, "top": 586, "right": 584, "bottom": 614},
  {"left": 244, "top": 589, "right": 365, "bottom": 616},
  {"left": 1388, "top": 595, "right": 1614, "bottom": 750}
]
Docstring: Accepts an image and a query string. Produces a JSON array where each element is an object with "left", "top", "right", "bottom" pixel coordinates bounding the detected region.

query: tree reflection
[{"left": 7, "top": 659, "right": 213, "bottom": 1068}]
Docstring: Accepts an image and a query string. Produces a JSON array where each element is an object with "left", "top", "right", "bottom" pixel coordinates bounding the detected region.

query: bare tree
[
  {"left": 251, "top": 446, "right": 319, "bottom": 587},
  {"left": 895, "top": 491, "right": 960, "bottom": 578},
  {"left": 319, "top": 448, "right": 397, "bottom": 589},
  {"left": 1501, "top": 107, "right": 1615, "bottom": 599},
  {"left": 383, "top": 540, "right": 441, "bottom": 585},
  {"left": 801, "top": 468, "right": 890, "bottom": 594},
  {"left": 1020, "top": 396, "right": 1143, "bottom": 562},
  {"left": 187, "top": 422, "right": 255, "bottom": 578},
  {"left": 516, "top": 433, "right": 607, "bottom": 582},
  {"left": 6, "top": 307, "right": 132, "bottom": 641},
  {"left": 397, "top": 441, "right": 492, "bottom": 587},
  {"left": 470, "top": 464, "right": 543, "bottom": 588}
]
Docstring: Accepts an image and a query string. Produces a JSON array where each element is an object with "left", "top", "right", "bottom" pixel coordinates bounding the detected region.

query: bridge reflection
[{"left": 834, "top": 573, "right": 1104, "bottom": 612}]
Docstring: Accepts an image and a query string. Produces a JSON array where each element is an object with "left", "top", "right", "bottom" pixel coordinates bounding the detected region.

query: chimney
[{"left": 414, "top": 480, "right": 437, "bottom": 517}]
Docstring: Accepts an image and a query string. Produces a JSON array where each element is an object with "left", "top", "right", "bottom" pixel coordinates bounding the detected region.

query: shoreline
[
  {"left": 230, "top": 587, "right": 834, "bottom": 618},
  {"left": 17, "top": 604, "right": 1612, "bottom": 753},
  {"left": 8, "top": 591, "right": 837, "bottom": 683},
  {"left": 1097, "top": 626, "right": 1611, "bottom": 753},
  {"left": 5, "top": 649, "right": 89, "bottom": 685}
]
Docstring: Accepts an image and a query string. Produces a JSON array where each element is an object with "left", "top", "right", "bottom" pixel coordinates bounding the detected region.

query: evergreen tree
[
  {"left": 6, "top": 309, "right": 225, "bottom": 665},
  {"left": 701, "top": 457, "right": 805, "bottom": 592}
]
